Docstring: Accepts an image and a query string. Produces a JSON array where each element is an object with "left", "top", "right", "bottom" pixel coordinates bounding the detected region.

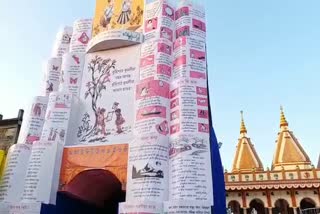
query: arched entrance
[
  {"left": 249, "top": 199, "right": 267, "bottom": 214},
  {"left": 273, "top": 199, "right": 294, "bottom": 214},
  {"left": 300, "top": 198, "right": 316, "bottom": 210},
  {"left": 228, "top": 200, "right": 243, "bottom": 214},
  {"left": 58, "top": 169, "right": 125, "bottom": 214}
]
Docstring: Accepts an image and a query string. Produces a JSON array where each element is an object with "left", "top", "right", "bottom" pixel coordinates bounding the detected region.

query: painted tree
[{"left": 78, "top": 56, "right": 116, "bottom": 141}]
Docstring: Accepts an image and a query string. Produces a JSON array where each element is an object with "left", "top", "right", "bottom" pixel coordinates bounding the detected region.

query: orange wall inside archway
[{"left": 59, "top": 144, "right": 128, "bottom": 191}]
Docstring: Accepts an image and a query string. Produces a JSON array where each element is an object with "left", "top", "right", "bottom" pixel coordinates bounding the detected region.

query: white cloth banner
[
  {"left": 173, "top": 36, "right": 206, "bottom": 81},
  {"left": 175, "top": 0, "right": 206, "bottom": 40},
  {"left": 0, "top": 144, "right": 32, "bottom": 203},
  {"left": 134, "top": 79, "right": 170, "bottom": 136},
  {"left": 19, "top": 96, "right": 48, "bottom": 145},
  {"left": 42, "top": 58, "right": 62, "bottom": 96},
  {"left": 59, "top": 53, "right": 86, "bottom": 97},
  {"left": 70, "top": 19, "right": 93, "bottom": 53},
  {"left": 70, "top": 45, "right": 140, "bottom": 145},
  {"left": 168, "top": 134, "right": 213, "bottom": 203},
  {"left": 139, "top": 39, "right": 173, "bottom": 82},
  {"left": 0, "top": 202, "right": 41, "bottom": 214},
  {"left": 119, "top": 201, "right": 163, "bottom": 214},
  {"left": 52, "top": 26, "right": 73, "bottom": 57},
  {"left": 170, "top": 79, "right": 209, "bottom": 136},
  {"left": 144, "top": 0, "right": 175, "bottom": 43},
  {"left": 126, "top": 135, "right": 169, "bottom": 202},
  {"left": 164, "top": 201, "right": 211, "bottom": 214},
  {"left": 40, "top": 92, "right": 74, "bottom": 145},
  {"left": 21, "top": 141, "right": 64, "bottom": 205}
]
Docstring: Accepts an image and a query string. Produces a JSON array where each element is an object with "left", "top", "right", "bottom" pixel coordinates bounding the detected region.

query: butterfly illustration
[
  {"left": 52, "top": 65, "right": 59, "bottom": 71},
  {"left": 70, "top": 78, "right": 78, "bottom": 84}
]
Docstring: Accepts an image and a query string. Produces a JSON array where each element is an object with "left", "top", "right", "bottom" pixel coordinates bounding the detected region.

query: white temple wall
[
  {"left": 295, "top": 189, "right": 320, "bottom": 207},
  {"left": 245, "top": 191, "right": 268, "bottom": 207},
  {"left": 270, "top": 190, "right": 293, "bottom": 207}
]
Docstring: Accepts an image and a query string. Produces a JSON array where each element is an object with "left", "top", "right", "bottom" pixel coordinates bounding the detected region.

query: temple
[{"left": 225, "top": 108, "right": 320, "bottom": 214}]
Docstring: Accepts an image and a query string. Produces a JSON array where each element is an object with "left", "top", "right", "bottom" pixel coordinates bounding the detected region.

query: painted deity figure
[
  {"left": 101, "top": 0, "right": 115, "bottom": 29},
  {"left": 117, "top": 0, "right": 132, "bottom": 25}
]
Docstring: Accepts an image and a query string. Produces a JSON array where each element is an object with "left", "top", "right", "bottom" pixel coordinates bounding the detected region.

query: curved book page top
[{"left": 86, "top": 30, "right": 144, "bottom": 53}]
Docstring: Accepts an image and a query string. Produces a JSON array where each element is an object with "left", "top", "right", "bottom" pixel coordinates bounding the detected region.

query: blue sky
[{"left": 0, "top": 0, "right": 319, "bottom": 169}]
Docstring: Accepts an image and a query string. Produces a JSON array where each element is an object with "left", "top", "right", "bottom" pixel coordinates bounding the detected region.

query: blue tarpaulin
[{"left": 210, "top": 127, "right": 226, "bottom": 214}]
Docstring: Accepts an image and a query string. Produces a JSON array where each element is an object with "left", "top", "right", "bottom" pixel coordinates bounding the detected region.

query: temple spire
[
  {"left": 232, "top": 111, "right": 264, "bottom": 172},
  {"left": 272, "top": 107, "right": 311, "bottom": 170},
  {"left": 240, "top": 111, "right": 247, "bottom": 134},
  {"left": 280, "top": 106, "right": 288, "bottom": 128}
]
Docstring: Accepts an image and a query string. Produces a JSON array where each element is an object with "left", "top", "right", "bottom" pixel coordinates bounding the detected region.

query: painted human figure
[
  {"left": 59, "top": 129, "right": 65, "bottom": 141},
  {"left": 48, "top": 128, "right": 53, "bottom": 141},
  {"left": 63, "top": 94, "right": 70, "bottom": 105},
  {"left": 200, "top": 123, "right": 207, "bottom": 132},
  {"left": 117, "top": 0, "right": 132, "bottom": 25},
  {"left": 157, "top": 120, "right": 169, "bottom": 135},
  {"left": 113, "top": 102, "right": 125, "bottom": 134},
  {"left": 161, "top": 27, "right": 170, "bottom": 40},
  {"left": 165, "top": 45, "right": 170, "bottom": 54},
  {"left": 60, "top": 70, "right": 65, "bottom": 83},
  {"left": 101, "top": 0, "right": 115, "bottom": 29},
  {"left": 52, "top": 129, "right": 58, "bottom": 141},
  {"left": 171, "top": 112, "right": 178, "bottom": 120},
  {"left": 33, "top": 103, "right": 42, "bottom": 117},
  {"left": 46, "top": 81, "right": 53, "bottom": 93},
  {"left": 97, "top": 107, "right": 107, "bottom": 136},
  {"left": 140, "top": 87, "right": 149, "bottom": 98},
  {"left": 181, "top": 27, "right": 189, "bottom": 37},
  {"left": 146, "top": 19, "right": 153, "bottom": 30}
]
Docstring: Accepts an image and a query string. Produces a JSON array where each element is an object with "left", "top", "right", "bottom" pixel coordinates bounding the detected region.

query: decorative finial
[
  {"left": 240, "top": 111, "right": 247, "bottom": 134},
  {"left": 280, "top": 106, "right": 288, "bottom": 128}
]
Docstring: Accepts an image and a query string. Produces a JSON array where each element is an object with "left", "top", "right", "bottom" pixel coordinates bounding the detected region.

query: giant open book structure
[{"left": 0, "top": 0, "right": 220, "bottom": 213}]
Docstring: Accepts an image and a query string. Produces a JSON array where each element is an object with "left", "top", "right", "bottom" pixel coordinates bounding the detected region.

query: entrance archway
[
  {"left": 273, "top": 199, "right": 294, "bottom": 214},
  {"left": 249, "top": 199, "right": 267, "bottom": 214},
  {"left": 228, "top": 200, "right": 243, "bottom": 214},
  {"left": 58, "top": 169, "right": 125, "bottom": 214},
  {"left": 300, "top": 198, "right": 316, "bottom": 210}
]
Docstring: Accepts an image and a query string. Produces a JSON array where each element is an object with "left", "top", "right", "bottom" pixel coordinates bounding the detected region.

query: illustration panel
[
  {"left": 93, "top": 0, "right": 144, "bottom": 37},
  {"left": 74, "top": 45, "right": 140, "bottom": 145}
]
